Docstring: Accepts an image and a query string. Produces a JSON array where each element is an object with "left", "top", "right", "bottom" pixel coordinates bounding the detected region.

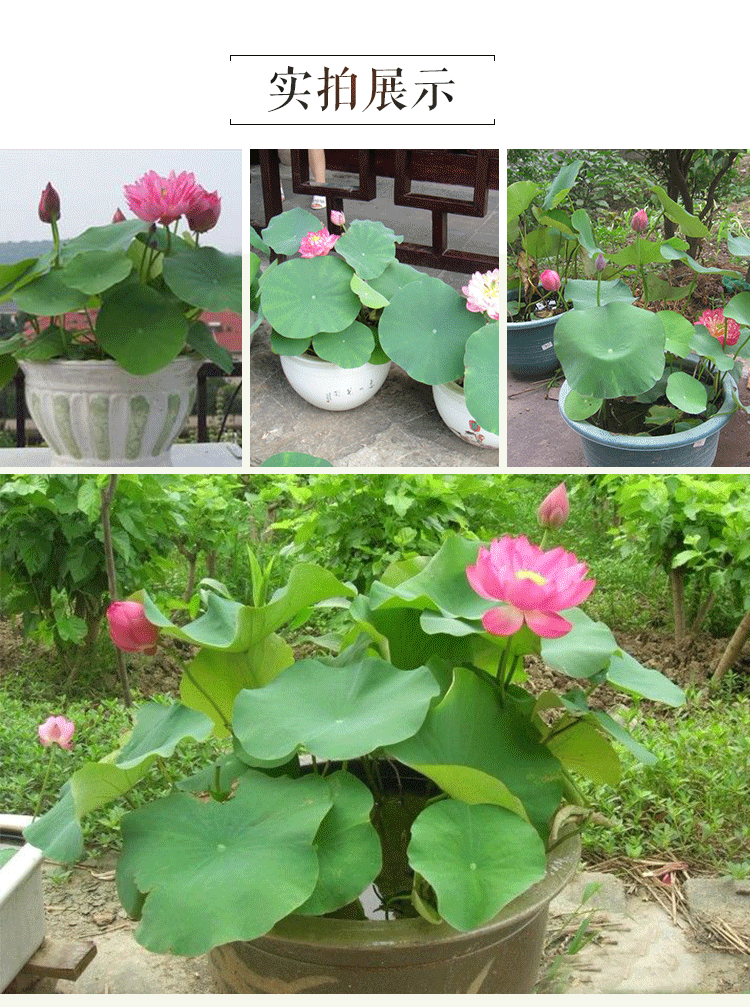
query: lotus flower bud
[
  {"left": 537, "top": 482, "right": 570, "bottom": 529},
  {"left": 540, "top": 269, "right": 561, "bottom": 292},
  {"left": 38, "top": 715, "right": 75, "bottom": 750},
  {"left": 112, "top": 208, "right": 126, "bottom": 223},
  {"left": 330, "top": 210, "right": 345, "bottom": 226},
  {"left": 38, "top": 183, "right": 60, "bottom": 224},
  {"left": 595, "top": 253, "right": 607, "bottom": 272},
  {"left": 107, "top": 600, "right": 159, "bottom": 654},
  {"left": 186, "top": 188, "right": 221, "bottom": 233},
  {"left": 631, "top": 209, "right": 648, "bottom": 233}
]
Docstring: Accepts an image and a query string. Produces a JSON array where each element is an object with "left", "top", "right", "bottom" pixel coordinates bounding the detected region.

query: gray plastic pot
[
  {"left": 208, "top": 829, "right": 580, "bottom": 995},
  {"left": 558, "top": 370, "right": 737, "bottom": 468},
  {"left": 507, "top": 290, "right": 562, "bottom": 378}
]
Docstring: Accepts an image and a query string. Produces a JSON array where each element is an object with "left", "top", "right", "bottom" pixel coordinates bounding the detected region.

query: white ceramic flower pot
[
  {"left": 20, "top": 357, "right": 201, "bottom": 466},
  {"left": 0, "top": 815, "right": 46, "bottom": 990},
  {"left": 279, "top": 354, "right": 391, "bottom": 411},
  {"left": 432, "top": 382, "right": 500, "bottom": 449}
]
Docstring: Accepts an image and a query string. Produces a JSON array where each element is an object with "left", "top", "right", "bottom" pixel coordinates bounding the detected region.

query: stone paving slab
[{"left": 250, "top": 323, "right": 498, "bottom": 468}]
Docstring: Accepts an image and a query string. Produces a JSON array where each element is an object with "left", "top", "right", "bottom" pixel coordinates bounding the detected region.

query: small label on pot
[
  {"left": 693, "top": 438, "right": 707, "bottom": 448},
  {"left": 541, "top": 342, "right": 553, "bottom": 351}
]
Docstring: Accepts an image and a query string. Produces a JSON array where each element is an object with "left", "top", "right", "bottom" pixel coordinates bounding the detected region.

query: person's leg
[{"left": 309, "top": 149, "right": 326, "bottom": 209}]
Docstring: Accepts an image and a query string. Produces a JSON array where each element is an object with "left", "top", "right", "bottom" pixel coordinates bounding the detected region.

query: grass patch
[{"left": 580, "top": 691, "right": 750, "bottom": 870}]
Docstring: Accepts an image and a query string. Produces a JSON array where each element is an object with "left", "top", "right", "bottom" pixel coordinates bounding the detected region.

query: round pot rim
[
  {"left": 256, "top": 829, "right": 579, "bottom": 953},
  {"left": 559, "top": 369, "right": 736, "bottom": 450},
  {"left": 19, "top": 355, "right": 202, "bottom": 376},
  {"left": 507, "top": 288, "right": 568, "bottom": 331},
  {"left": 279, "top": 353, "right": 390, "bottom": 373}
]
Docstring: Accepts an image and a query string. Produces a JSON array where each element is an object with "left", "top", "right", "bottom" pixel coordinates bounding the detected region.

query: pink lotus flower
[
  {"left": 124, "top": 170, "right": 202, "bottom": 226},
  {"left": 537, "top": 482, "right": 570, "bottom": 529},
  {"left": 540, "top": 269, "right": 561, "bottom": 292},
  {"left": 330, "top": 210, "right": 345, "bottom": 227},
  {"left": 466, "top": 535, "right": 595, "bottom": 639},
  {"left": 631, "top": 209, "right": 648, "bottom": 233},
  {"left": 107, "top": 600, "right": 159, "bottom": 654},
  {"left": 462, "top": 268, "right": 500, "bottom": 319},
  {"left": 299, "top": 227, "right": 339, "bottom": 258},
  {"left": 697, "top": 307, "right": 741, "bottom": 347},
  {"left": 186, "top": 187, "right": 221, "bottom": 233},
  {"left": 38, "top": 716, "right": 75, "bottom": 750},
  {"left": 38, "top": 183, "right": 60, "bottom": 224},
  {"left": 112, "top": 208, "right": 126, "bottom": 223}
]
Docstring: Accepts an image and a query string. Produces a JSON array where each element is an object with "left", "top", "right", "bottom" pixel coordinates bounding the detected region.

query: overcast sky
[{"left": 2, "top": 150, "right": 241, "bottom": 252}]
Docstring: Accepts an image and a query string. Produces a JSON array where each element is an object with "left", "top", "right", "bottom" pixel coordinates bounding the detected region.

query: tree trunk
[
  {"left": 711, "top": 608, "right": 750, "bottom": 688},
  {"left": 670, "top": 567, "right": 686, "bottom": 645}
]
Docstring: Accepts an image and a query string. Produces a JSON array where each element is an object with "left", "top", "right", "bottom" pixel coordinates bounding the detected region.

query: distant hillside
[{"left": 0, "top": 240, "right": 53, "bottom": 264}]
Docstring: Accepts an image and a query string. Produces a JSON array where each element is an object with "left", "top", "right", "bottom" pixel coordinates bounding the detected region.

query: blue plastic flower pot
[
  {"left": 558, "top": 370, "right": 737, "bottom": 468},
  {"left": 506, "top": 290, "right": 561, "bottom": 379}
]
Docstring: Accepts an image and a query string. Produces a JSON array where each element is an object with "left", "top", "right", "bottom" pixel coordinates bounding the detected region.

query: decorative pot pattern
[
  {"left": 0, "top": 815, "right": 45, "bottom": 990},
  {"left": 432, "top": 382, "right": 499, "bottom": 449},
  {"left": 558, "top": 372, "right": 737, "bottom": 468},
  {"left": 20, "top": 358, "right": 200, "bottom": 467},
  {"left": 279, "top": 354, "right": 390, "bottom": 411},
  {"left": 208, "top": 831, "right": 579, "bottom": 995}
]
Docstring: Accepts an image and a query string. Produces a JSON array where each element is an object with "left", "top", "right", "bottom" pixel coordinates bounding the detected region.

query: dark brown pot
[{"left": 209, "top": 830, "right": 580, "bottom": 994}]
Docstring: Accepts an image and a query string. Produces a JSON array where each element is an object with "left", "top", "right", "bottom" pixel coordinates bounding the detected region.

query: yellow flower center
[{"left": 515, "top": 569, "right": 547, "bottom": 586}]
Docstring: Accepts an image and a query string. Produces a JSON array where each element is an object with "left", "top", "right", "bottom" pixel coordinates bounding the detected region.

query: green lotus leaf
[
  {"left": 260, "top": 256, "right": 360, "bottom": 340},
  {"left": 0, "top": 258, "right": 42, "bottom": 301},
  {"left": 541, "top": 608, "right": 619, "bottom": 679},
  {"left": 606, "top": 650, "right": 686, "bottom": 706},
  {"left": 335, "top": 219, "right": 401, "bottom": 281},
  {"left": 13, "top": 326, "right": 66, "bottom": 362},
  {"left": 270, "top": 329, "right": 312, "bottom": 356},
  {"left": 658, "top": 310, "right": 695, "bottom": 356},
  {"left": 69, "top": 757, "right": 159, "bottom": 819},
  {"left": 350, "top": 273, "right": 390, "bottom": 308},
  {"left": 379, "top": 277, "right": 480, "bottom": 384},
  {"left": 689, "top": 326, "right": 737, "bottom": 372},
  {"left": 0, "top": 353, "right": 17, "bottom": 390},
  {"left": 545, "top": 720, "right": 621, "bottom": 786},
  {"left": 250, "top": 224, "right": 271, "bottom": 256},
  {"left": 13, "top": 272, "right": 90, "bottom": 315},
  {"left": 651, "top": 183, "right": 709, "bottom": 238},
  {"left": 233, "top": 656, "right": 440, "bottom": 762},
  {"left": 162, "top": 245, "right": 241, "bottom": 314},
  {"left": 563, "top": 388, "right": 602, "bottom": 421},
  {"left": 297, "top": 770, "right": 381, "bottom": 916},
  {"left": 59, "top": 249, "right": 133, "bottom": 295},
  {"left": 23, "top": 784, "right": 84, "bottom": 864},
  {"left": 261, "top": 207, "right": 322, "bottom": 255},
  {"left": 136, "top": 563, "right": 355, "bottom": 652},
  {"left": 313, "top": 320, "right": 375, "bottom": 367},
  {"left": 185, "top": 320, "right": 233, "bottom": 374},
  {"left": 62, "top": 219, "right": 149, "bottom": 257},
  {"left": 260, "top": 452, "right": 333, "bottom": 467},
  {"left": 666, "top": 371, "right": 707, "bottom": 414},
  {"left": 367, "top": 535, "right": 488, "bottom": 620},
  {"left": 590, "top": 710, "right": 657, "bottom": 765},
  {"left": 116, "top": 772, "right": 332, "bottom": 955},
  {"left": 179, "top": 635, "right": 294, "bottom": 737},
  {"left": 563, "top": 278, "right": 635, "bottom": 310},
  {"left": 554, "top": 301, "right": 666, "bottom": 398},
  {"left": 95, "top": 284, "right": 187, "bottom": 374},
  {"left": 464, "top": 322, "right": 499, "bottom": 435},
  {"left": 367, "top": 259, "right": 425, "bottom": 300},
  {"left": 388, "top": 668, "right": 564, "bottom": 836},
  {"left": 407, "top": 800, "right": 547, "bottom": 931},
  {"left": 114, "top": 702, "right": 215, "bottom": 770},
  {"left": 507, "top": 180, "right": 540, "bottom": 223},
  {"left": 543, "top": 159, "right": 583, "bottom": 210}
]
